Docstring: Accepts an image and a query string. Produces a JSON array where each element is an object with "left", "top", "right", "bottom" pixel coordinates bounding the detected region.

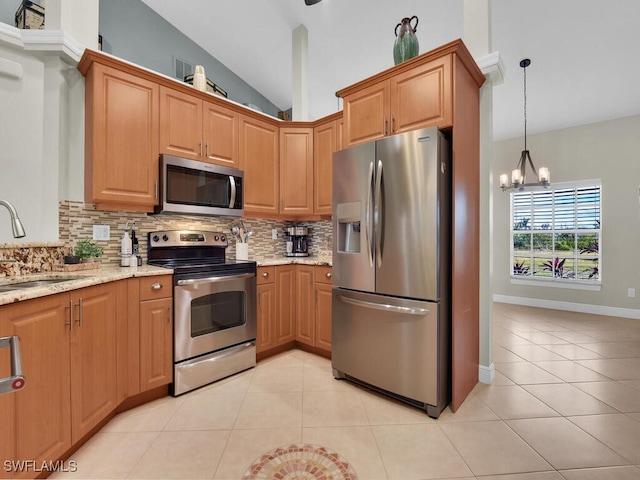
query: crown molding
[
  {"left": 476, "top": 51, "right": 504, "bottom": 85},
  {"left": 0, "top": 23, "right": 83, "bottom": 64}
]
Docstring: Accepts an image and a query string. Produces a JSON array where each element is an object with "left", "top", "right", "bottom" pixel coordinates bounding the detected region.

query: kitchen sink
[{"left": 0, "top": 277, "right": 83, "bottom": 293}]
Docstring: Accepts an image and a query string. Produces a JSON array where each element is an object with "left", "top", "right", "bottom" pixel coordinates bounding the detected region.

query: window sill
[{"left": 510, "top": 277, "right": 602, "bottom": 291}]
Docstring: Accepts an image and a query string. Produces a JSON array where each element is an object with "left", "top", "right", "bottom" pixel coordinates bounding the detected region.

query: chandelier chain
[{"left": 523, "top": 61, "right": 527, "bottom": 151}]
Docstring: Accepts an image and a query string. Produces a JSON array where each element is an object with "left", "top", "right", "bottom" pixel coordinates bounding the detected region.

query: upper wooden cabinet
[
  {"left": 280, "top": 126, "right": 314, "bottom": 215},
  {"left": 340, "top": 55, "right": 452, "bottom": 146},
  {"left": 81, "top": 61, "right": 159, "bottom": 211},
  {"left": 313, "top": 113, "right": 342, "bottom": 216},
  {"left": 159, "top": 86, "right": 239, "bottom": 168},
  {"left": 239, "top": 114, "right": 280, "bottom": 216}
]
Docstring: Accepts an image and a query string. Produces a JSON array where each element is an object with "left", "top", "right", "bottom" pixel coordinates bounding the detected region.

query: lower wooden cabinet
[
  {"left": 138, "top": 277, "right": 173, "bottom": 392},
  {"left": 69, "top": 283, "right": 118, "bottom": 443},
  {"left": 127, "top": 275, "right": 173, "bottom": 395},
  {"left": 0, "top": 293, "right": 71, "bottom": 479},
  {"left": 0, "top": 283, "right": 118, "bottom": 478},
  {"left": 256, "top": 265, "right": 295, "bottom": 354},
  {"left": 294, "top": 265, "right": 333, "bottom": 354},
  {"left": 256, "top": 268, "right": 277, "bottom": 353},
  {"left": 314, "top": 266, "right": 333, "bottom": 352},
  {"left": 295, "top": 265, "right": 315, "bottom": 346}
]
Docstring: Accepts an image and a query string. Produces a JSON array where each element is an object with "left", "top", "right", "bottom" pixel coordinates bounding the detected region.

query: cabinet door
[
  {"left": 280, "top": 127, "right": 313, "bottom": 215},
  {"left": 343, "top": 80, "right": 390, "bottom": 147},
  {"left": 140, "top": 297, "right": 173, "bottom": 391},
  {"left": 256, "top": 282, "right": 276, "bottom": 353},
  {"left": 1, "top": 294, "right": 72, "bottom": 475},
  {"left": 69, "top": 284, "right": 117, "bottom": 443},
  {"left": 85, "top": 63, "right": 159, "bottom": 210},
  {"left": 159, "top": 86, "right": 203, "bottom": 160},
  {"left": 275, "top": 265, "right": 296, "bottom": 345},
  {"left": 239, "top": 115, "right": 279, "bottom": 215},
  {"left": 294, "top": 265, "right": 315, "bottom": 346},
  {"left": 203, "top": 101, "right": 239, "bottom": 168},
  {"left": 313, "top": 120, "right": 337, "bottom": 215},
  {"left": 390, "top": 55, "right": 452, "bottom": 133},
  {"left": 315, "top": 282, "right": 333, "bottom": 353}
]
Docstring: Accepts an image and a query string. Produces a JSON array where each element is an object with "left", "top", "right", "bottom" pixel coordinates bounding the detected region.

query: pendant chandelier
[{"left": 499, "top": 59, "right": 550, "bottom": 191}]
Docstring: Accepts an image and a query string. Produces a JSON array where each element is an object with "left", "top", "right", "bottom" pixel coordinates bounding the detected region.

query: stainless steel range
[{"left": 147, "top": 230, "right": 257, "bottom": 396}]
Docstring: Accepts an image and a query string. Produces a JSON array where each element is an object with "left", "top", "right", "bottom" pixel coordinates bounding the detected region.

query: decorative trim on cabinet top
[
  {"left": 0, "top": 23, "right": 83, "bottom": 64},
  {"left": 77, "top": 48, "right": 283, "bottom": 126},
  {"left": 335, "top": 38, "right": 485, "bottom": 99},
  {"left": 476, "top": 51, "right": 504, "bottom": 85}
]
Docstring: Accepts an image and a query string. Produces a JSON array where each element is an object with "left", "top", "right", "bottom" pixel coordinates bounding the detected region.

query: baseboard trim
[
  {"left": 493, "top": 294, "right": 640, "bottom": 320},
  {"left": 479, "top": 363, "right": 495, "bottom": 384}
]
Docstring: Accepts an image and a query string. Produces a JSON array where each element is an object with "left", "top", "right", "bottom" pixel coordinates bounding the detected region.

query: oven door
[{"left": 174, "top": 271, "right": 256, "bottom": 363}]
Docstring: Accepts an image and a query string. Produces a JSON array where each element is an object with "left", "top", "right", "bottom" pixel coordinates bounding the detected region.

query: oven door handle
[{"left": 176, "top": 272, "right": 254, "bottom": 286}]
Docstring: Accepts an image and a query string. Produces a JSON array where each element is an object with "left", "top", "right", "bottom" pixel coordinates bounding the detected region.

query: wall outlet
[
  {"left": 272, "top": 228, "right": 278, "bottom": 240},
  {"left": 92, "top": 225, "right": 110, "bottom": 241},
  {"left": 628, "top": 288, "right": 636, "bottom": 298}
]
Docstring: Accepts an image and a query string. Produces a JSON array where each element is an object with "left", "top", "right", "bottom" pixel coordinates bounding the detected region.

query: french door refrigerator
[{"left": 332, "top": 126, "right": 451, "bottom": 418}]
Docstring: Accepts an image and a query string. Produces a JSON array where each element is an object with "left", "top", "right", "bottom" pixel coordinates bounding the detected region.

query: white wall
[
  {"left": 492, "top": 114, "right": 640, "bottom": 312},
  {"left": 0, "top": 39, "right": 60, "bottom": 243}
]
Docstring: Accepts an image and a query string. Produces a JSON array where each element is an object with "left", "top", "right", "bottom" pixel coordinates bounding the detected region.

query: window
[{"left": 511, "top": 180, "right": 601, "bottom": 285}]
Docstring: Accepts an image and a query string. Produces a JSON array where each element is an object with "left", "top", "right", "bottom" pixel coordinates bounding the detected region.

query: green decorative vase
[{"left": 393, "top": 16, "right": 419, "bottom": 65}]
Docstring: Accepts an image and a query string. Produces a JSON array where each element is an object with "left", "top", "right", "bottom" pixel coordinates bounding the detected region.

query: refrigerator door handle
[
  {"left": 365, "top": 161, "right": 374, "bottom": 267},
  {"left": 337, "top": 294, "right": 430, "bottom": 316},
  {"left": 374, "top": 159, "right": 383, "bottom": 268}
]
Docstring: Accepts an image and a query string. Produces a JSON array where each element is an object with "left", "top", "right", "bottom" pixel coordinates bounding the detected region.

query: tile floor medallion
[{"left": 241, "top": 443, "right": 358, "bottom": 479}]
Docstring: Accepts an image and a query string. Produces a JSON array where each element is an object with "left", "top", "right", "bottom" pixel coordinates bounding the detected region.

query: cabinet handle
[
  {"left": 391, "top": 116, "right": 395, "bottom": 133},
  {"left": 155, "top": 180, "right": 158, "bottom": 199},
  {"left": 77, "top": 298, "right": 84, "bottom": 327},
  {"left": 199, "top": 141, "right": 203, "bottom": 156},
  {"left": 262, "top": 272, "right": 269, "bottom": 278},
  {"left": 205, "top": 142, "right": 209, "bottom": 158},
  {"left": 151, "top": 283, "right": 163, "bottom": 290},
  {"left": 384, "top": 117, "right": 388, "bottom": 136},
  {"left": 66, "top": 300, "right": 74, "bottom": 331},
  {"left": 326, "top": 272, "right": 332, "bottom": 278}
]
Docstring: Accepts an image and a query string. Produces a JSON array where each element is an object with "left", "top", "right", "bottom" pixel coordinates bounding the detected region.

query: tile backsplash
[{"left": 0, "top": 200, "right": 333, "bottom": 277}]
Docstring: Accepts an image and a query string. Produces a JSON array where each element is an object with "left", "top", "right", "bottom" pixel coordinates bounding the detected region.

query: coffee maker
[{"left": 285, "top": 226, "right": 309, "bottom": 257}]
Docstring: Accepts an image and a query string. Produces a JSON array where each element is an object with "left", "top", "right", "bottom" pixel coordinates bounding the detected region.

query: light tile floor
[{"left": 51, "top": 303, "right": 640, "bottom": 479}]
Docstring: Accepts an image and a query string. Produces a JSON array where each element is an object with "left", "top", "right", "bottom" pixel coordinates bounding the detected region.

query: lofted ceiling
[{"left": 140, "top": 0, "right": 640, "bottom": 141}]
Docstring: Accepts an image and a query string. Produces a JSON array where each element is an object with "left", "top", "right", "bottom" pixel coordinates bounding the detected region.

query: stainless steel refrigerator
[{"left": 332, "top": 126, "right": 451, "bottom": 418}]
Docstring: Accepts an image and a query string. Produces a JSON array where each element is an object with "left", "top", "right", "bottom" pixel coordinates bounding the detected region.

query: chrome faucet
[{"left": 0, "top": 200, "right": 26, "bottom": 238}]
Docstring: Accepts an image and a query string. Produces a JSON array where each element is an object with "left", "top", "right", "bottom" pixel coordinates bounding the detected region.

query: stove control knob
[
  {"left": 152, "top": 235, "right": 159, "bottom": 243},
  {"left": 162, "top": 234, "right": 169, "bottom": 242},
  {"left": 220, "top": 235, "right": 226, "bottom": 242},
  {"left": 214, "top": 235, "right": 219, "bottom": 241}
]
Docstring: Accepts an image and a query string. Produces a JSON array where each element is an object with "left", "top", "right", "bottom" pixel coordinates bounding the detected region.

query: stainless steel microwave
[{"left": 156, "top": 155, "right": 243, "bottom": 217}]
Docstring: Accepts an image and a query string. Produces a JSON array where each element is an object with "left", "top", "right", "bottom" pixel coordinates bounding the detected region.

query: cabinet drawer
[
  {"left": 139, "top": 275, "right": 173, "bottom": 300},
  {"left": 257, "top": 266, "right": 276, "bottom": 285},
  {"left": 315, "top": 266, "right": 333, "bottom": 285}
]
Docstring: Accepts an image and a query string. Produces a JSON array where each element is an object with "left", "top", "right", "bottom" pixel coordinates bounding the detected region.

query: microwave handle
[{"left": 229, "top": 175, "right": 237, "bottom": 208}]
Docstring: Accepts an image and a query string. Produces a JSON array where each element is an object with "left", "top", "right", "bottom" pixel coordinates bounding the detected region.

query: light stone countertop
[
  {"left": 256, "top": 256, "right": 332, "bottom": 267},
  {"left": 0, "top": 265, "right": 173, "bottom": 306},
  {"left": 0, "top": 257, "right": 332, "bottom": 306}
]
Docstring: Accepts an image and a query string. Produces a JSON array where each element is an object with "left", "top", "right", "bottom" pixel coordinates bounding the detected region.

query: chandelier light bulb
[
  {"left": 512, "top": 169, "right": 522, "bottom": 184},
  {"left": 538, "top": 167, "right": 550, "bottom": 183},
  {"left": 499, "top": 174, "right": 509, "bottom": 188}
]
